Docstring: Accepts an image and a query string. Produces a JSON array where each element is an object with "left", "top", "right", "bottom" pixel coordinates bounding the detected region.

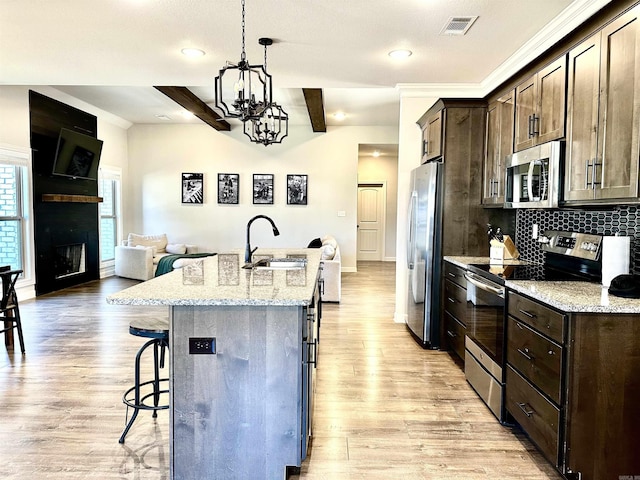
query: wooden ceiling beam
[
  {"left": 154, "top": 86, "right": 230, "bottom": 131},
  {"left": 302, "top": 88, "right": 326, "bottom": 133}
]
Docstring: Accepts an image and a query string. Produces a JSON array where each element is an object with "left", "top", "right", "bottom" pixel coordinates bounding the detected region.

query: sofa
[
  {"left": 115, "top": 233, "right": 199, "bottom": 281},
  {"left": 317, "top": 235, "right": 341, "bottom": 302}
]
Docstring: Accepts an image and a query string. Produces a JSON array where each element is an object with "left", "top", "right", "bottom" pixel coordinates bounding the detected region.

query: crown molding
[{"left": 397, "top": 0, "right": 613, "bottom": 100}]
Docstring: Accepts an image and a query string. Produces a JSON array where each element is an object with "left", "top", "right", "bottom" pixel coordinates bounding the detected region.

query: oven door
[
  {"left": 464, "top": 272, "right": 505, "bottom": 364},
  {"left": 463, "top": 271, "right": 506, "bottom": 421}
]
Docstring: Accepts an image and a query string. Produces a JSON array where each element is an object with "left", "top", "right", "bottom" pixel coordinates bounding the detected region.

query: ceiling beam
[
  {"left": 302, "top": 88, "right": 326, "bottom": 133},
  {"left": 154, "top": 86, "right": 230, "bottom": 131}
]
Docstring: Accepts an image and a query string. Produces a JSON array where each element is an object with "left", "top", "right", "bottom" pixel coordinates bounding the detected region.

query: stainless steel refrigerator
[{"left": 406, "top": 161, "right": 443, "bottom": 348}]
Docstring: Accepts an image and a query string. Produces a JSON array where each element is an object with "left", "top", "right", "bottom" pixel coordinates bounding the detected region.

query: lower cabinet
[
  {"left": 506, "top": 290, "right": 640, "bottom": 480},
  {"left": 442, "top": 261, "right": 468, "bottom": 361}
]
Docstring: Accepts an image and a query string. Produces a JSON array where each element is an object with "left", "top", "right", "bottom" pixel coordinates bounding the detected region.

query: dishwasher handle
[{"left": 464, "top": 272, "right": 505, "bottom": 297}]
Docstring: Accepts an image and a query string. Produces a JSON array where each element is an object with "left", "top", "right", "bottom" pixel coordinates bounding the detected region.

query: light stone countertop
[
  {"left": 106, "top": 249, "right": 322, "bottom": 307},
  {"left": 444, "top": 255, "right": 640, "bottom": 314}
]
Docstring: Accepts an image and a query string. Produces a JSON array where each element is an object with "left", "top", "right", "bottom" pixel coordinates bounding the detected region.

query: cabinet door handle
[
  {"left": 518, "top": 309, "right": 536, "bottom": 319},
  {"left": 592, "top": 160, "right": 602, "bottom": 188},
  {"left": 447, "top": 330, "right": 457, "bottom": 338},
  {"left": 447, "top": 297, "right": 456, "bottom": 304},
  {"left": 528, "top": 115, "right": 534, "bottom": 138},
  {"left": 517, "top": 347, "right": 534, "bottom": 361},
  {"left": 517, "top": 402, "right": 535, "bottom": 418},
  {"left": 531, "top": 114, "right": 539, "bottom": 135},
  {"left": 585, "top": 159, "right": 592, "bottom": 189},
  {"left": 448, "top": 272, "right": 457, "bottom": 278}
]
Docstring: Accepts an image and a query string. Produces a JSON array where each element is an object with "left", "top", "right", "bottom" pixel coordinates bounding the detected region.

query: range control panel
[{"left": 541, "top": 230, "right": 603, "bottom": 261}]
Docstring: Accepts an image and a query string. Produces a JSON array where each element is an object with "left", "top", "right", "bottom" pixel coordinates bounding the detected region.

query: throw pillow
[
  {"left": 307, "top": 238, "right": 322, "bottom": 248},
  {"left": 166, "top": 243, "right": 187, "bottom": 255},
  {"left": 320, "top": 244, "right": 335, "bottom": 260}
]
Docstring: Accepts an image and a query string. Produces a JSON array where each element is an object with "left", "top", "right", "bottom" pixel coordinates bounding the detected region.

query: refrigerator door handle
[{"left": 406, "top": 192, "right": 417, "bottom": 269}]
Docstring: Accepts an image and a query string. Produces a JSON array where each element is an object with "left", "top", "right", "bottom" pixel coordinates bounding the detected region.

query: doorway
[{"left": 357, "top": 183, "right": 386, "bottom": 261}]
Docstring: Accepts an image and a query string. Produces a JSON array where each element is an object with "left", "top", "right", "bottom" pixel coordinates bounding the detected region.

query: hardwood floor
[{"left": 0, "top": 262, "right": 562, "bottom": 479}]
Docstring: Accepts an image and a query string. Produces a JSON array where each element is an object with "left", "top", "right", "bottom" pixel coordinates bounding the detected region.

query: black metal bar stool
[{"left": 119, "top": 317, "right": 170, "bottom": 444}]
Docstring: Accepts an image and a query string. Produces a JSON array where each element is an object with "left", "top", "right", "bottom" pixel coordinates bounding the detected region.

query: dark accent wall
[{"left": 29, "top": 91, "right": 101, "bottom": 295}]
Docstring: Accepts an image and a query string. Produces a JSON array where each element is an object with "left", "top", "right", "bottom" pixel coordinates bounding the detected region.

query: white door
[{"left": 357, "top": 183, "right": 386, "bottom": 261}]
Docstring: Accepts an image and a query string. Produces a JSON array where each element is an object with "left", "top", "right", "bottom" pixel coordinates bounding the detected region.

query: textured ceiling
[{"left": 0, "top": 0, "right": 612, "bottom": 127}]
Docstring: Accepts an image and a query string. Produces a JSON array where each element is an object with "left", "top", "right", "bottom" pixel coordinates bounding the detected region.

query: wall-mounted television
[{"left": 52, "top": 128, "right": 103, "bottom": 181}]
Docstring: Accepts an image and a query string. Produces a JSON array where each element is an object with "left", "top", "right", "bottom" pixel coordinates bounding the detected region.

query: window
[
  {"left": 0, "top": 151, "right": 29, "bottom": 272},
  {"left": 98, "top": 169, "right": 121, "bottom": 264}
]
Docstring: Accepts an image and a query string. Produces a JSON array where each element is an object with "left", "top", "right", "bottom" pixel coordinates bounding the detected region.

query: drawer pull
[
  {"left": 517, "top": 402, "right": 535, "bottom": 418},
  {"left": 518, "top": 309, "right": 536, "bottom": 318},
  {"left": 517, "top": 348, "right": 533, "bottom": 361},
  {"left": 447, "top": 297, "right": 456, "bottom": 303},
  {"left": 448, "top": 272, "right": 457, "bottom": 278},
  {"left": 447, "top": 330, "right": 457, "bottom": 338}
]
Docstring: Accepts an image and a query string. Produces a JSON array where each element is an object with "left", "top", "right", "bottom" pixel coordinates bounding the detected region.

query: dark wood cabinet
[
  {"left": 421, "top": 109, "right": 443, "bottom": 162},
  {"left": 565, "top": 5, "right": 640, "bottom": 203},
  {"left": 514, "top": 56, "right": 566, "bottom": 152},
  {"left": 506, "top": 290, "right": 640, "bottom": 480},
  {"left": 483, "top": 91, "right": 514, "bottom": 206},
  {"left": 442, "top": 262, "right": 468, "bottom": 360}
]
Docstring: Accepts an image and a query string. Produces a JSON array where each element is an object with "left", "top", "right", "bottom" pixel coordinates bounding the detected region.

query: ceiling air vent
[{"left": 440, "top": 16, "right": 478, "bottom": 36}]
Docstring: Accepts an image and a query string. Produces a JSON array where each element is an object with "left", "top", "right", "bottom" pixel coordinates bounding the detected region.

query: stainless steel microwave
[{"left": 504, "top": 141, "right": 564, "bottom": 208}]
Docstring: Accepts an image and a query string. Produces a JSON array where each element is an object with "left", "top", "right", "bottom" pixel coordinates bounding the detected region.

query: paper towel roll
[{"left": 602, "top": 236, "right": 630, "bottom": 287}]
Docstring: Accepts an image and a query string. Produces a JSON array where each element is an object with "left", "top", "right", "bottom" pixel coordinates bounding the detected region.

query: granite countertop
[
  {"left": 107, "top": 249, "right": 322, "bottom": 307},
  {"left": 444, "top": 255, "right": 640, "bottom": 314}
]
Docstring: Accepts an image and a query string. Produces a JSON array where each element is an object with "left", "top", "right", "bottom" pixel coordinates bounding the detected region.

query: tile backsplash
[{"left": 515, "top": 206, "right": 640, "bottom": 274}]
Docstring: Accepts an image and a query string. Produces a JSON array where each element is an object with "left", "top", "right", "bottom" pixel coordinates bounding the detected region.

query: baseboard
[
  {"left": 341, "top": 266, "right": 357, "bottom": 273},
  {"left": 383, "top": 256, "right": 396, "bottom": 262},
  {"left": 394, "top": 312, "right": 407, "bottom": 324}
]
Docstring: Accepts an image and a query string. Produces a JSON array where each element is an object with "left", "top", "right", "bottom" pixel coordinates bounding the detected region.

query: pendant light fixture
[
  {"left": 244, "top": 38, "right": 289, "bottom": 146},
  {"left": 214, "top": 0, "right": 272, "bottom": 122}
]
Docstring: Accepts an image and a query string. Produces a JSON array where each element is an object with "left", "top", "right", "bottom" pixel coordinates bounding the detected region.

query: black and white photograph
[
  {"left": 181, "top": 172, "right": 204, "bottom": 204},
  {"left": 287, "top": 174, "right": 308, "bottom": 205},
  {"left": 217, "top": 173, "right": 239, "bottom": 204},
  {"left": 253, "top": 174, "right": 274, "bottom": 204}
]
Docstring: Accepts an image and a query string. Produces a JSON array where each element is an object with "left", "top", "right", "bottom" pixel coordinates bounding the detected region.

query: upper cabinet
[
  {"left": 421, "top": 109, "right": 443, "bottom": 162},
  {"left": 514, "top": 56, "right": 567, "bottom": 152},
  {"left": 483, "top": 91, "right": 514, "bottom": 206},
  {"left": 565, "top": 5, "right": 640, "bottom": 203}
]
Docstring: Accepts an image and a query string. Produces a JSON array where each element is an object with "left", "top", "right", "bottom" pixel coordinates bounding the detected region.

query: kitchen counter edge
[{"left": 444, "top": 255, "right": 640, "bottom": 314}]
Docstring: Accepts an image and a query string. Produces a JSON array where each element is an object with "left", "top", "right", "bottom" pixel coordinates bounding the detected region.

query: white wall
[
  {"left": 127, "top": 123, "right": 399, "bottom": 271},
  {"left": 394, "top": 94, "right": 438, "bottom": 323},
  {"left": 358, "top": 152, "right": 398, "bottom": 260}
]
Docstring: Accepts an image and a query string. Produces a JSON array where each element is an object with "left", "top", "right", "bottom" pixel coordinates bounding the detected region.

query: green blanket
[{"left": 154, "top": 252, "right": 216, "bottom": 277}]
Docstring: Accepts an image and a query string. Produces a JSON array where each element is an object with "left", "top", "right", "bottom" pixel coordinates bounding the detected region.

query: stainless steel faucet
[{"left": 245, "top": 215, "right": 280, "bottom": 264}]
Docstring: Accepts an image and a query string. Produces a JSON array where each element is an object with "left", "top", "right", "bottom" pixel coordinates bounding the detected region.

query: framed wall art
[
  {"left": 182, "top": 172, "right": 204, "bottom": 204},
  {"left": 287, "top": 174, "right": 308, "bottom": 205},
  {"left": 253, "top": 174, "right": 274, "bottom": 204},
  {"left": 218, "top": 173, "right": 239, "bottom": 204}
]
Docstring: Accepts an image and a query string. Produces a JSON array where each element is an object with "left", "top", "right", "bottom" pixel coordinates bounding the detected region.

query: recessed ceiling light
[
  {"left": 181, "top": 48, "right": 206, "bottom": 57},
  {"left": 155, "top": 114, "right": 172, "bottom": 121},
  {"left": 388, "top": 49, "right": 412, "bottom": 59},
  {"left": 333, "top": 112, "right": 346, "bottom": 121}
]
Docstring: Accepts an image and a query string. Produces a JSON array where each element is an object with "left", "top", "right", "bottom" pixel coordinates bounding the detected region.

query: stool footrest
[{"left": 122, "top": 378, "right": 170, "bottom": 411}]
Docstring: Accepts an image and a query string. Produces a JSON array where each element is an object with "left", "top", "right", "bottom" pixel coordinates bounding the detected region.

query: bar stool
[
  {"left": 119, "top": 317, "right": 170, "bottom": 444},
  {"left": 0, "top": 266, "right": 24, "bottom": 354}
]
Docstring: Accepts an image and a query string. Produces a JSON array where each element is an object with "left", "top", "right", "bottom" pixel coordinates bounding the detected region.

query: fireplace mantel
[{"left": 42, "top": 194, "right": 103, "bottom": 203}]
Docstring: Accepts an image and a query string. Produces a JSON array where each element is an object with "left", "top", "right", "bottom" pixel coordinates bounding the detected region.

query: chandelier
[
  {"left": 214, "top": 0, "right": 272, "bottom": 122},
  {"left": 244, "top": 38, "right": 289, "bottom": 146}
]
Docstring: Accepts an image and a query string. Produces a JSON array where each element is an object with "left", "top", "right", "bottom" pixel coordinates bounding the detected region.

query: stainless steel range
[{"left": 462, "top": 230, "right": 604, "bottom": 423}]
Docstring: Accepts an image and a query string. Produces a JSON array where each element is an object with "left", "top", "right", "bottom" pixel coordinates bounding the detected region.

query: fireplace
[{"left": 54, "top": 243, "right": 86, "bottom": 279}]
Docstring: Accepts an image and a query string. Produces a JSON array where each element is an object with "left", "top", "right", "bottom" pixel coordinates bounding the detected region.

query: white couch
[
  {"left": 318, "top": 235, "right": 341, "bottom": 302},
  {"left": 115, "top": 233, "right": 198, "bottom": 281}
]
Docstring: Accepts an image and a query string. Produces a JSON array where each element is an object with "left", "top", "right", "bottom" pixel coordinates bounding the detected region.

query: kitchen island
[{"left": 107, "top": 249, "right": 322, "bottom": 480}]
